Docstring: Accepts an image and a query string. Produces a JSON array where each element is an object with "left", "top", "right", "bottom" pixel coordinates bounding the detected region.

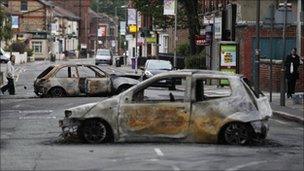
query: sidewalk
[
  {"left": 266, "top": 92, "right": 304, "bottom": 124},
  {"left": 114, "top": 65, "right": 304, "bottom": 124}
]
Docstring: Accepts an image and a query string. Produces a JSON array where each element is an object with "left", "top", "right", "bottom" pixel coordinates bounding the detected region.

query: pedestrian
[
  {"left": 284, "top": 48, "right": 301, "bottom": 98},
  {"left": 1, "top": 55, "right": 16, "bottom": 95}
]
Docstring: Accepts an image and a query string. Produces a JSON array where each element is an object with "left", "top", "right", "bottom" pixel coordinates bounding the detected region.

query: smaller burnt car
[
  {"left": 59, "top": 70, "right": 272, "bottom": 145},
  {"left": 34, "top": 64, "right": 139, "bottom": 97}
]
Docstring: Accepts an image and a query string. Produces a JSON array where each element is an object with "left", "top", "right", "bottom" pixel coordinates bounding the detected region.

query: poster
[
  {"left": 220, "top": 44, "right": 237, "bottom": 67},
  {"left": 11, "top": 16, "right": 19, "bottom": 29},
  {"left": 98, "top": 26, "right": 106, "bottom": 37},
  {"left": 120, "top": 21, "right": 126, "bottom": 35},
  {"left": 128, "top": 8, "right": 136, "bottom": 25},
  {"left": 214, "top": 17, "right": 222, "bottom": 39},
  {"left": 164, "top": 0, "right": 176, "bottom": 15}
]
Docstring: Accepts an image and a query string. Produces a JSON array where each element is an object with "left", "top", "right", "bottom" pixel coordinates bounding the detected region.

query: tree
[
  {"left": 91, "top": 0, "right": 128, "bottom": 20},
  {"left": 131, "top": 0, "right": 203, "bottom": 56},
  {"left": 0, "top": 6, "right": 12, "bottom": 47}
]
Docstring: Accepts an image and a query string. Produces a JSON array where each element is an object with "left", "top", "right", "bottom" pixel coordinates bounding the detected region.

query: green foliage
[
  {"left": 185, "top": 50, "right": 206, "bottom": 69},
  {"left": 26, "top": 48, "right": 33, "bottom": 57},
  {"left": 10, "top": 41, "right": 27, "bottom": 54},
  {"left": 91, "top": 0, "right": 128, "bottom": 20},
  {"left": 177, "top": 43, "right": 190, "bottom": 56},
  {"left": 0, "top": 7, "right": 13, "bottom": 45}
]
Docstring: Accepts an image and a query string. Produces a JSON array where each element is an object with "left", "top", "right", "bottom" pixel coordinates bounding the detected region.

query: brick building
[
  {"left": 3, "top": 0, "right": 80, "bottom": 60},
  {"left": 202, "top": 0, "right": 303, "bottom": 92}
]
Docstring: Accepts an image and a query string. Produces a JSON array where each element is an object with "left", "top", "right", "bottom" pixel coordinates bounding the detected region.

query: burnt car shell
[
  {"left": 59, "top": 70, "right": 272, "bottom": 144},
  {"left": 34, "top": 64, "right": 139, "bottom": 97}
]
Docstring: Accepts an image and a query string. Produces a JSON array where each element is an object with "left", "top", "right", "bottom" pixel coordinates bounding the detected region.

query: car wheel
[
  {"left": 223, "top": 122, "right": 253, "bottom": 145},
  {"left": 116, "top": 85, "right": 132, "bottom": 94},
  {"left": 49, "top": 87, "right": 66, "bottom": 97},
  {"left": 82, "top": 119, "right": 112, "bottom": 144}
]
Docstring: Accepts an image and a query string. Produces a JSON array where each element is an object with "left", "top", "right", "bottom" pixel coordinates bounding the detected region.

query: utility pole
[
  {"left": 135, "top": 9, "right": 138, "bottom": 74},
  {"left": 254, "top": 0, "right": 261, "bottom": 98},
  {"left": 95, "top": 0, "right": 99, "bottom": 55},
  {"left": 173, "top": 0, "right": 177, "bottom": 68},
  {"left": 280, "top": 1, "right": 288, "bottom": 106},
  {"left": 296, "top": 0, "right": 302, "bottom": 57},
  {"left": 269, "top": 3, "right": 275, "bottom": 102}
]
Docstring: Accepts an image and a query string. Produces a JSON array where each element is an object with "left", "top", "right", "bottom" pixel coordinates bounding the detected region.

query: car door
[
  {"left": 77, "top": 65, "right": 110, "bottom": 95},
  {"left": 118, "top": 75, "right": 191, "bottom": 140},
  {"left": 53, "top": 66, "right": 80, "bottom": 96}
]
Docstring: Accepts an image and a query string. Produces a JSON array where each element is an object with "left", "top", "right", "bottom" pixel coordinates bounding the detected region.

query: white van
[{"left": 95, "top": 49, "right": 113, "bottom": 65}]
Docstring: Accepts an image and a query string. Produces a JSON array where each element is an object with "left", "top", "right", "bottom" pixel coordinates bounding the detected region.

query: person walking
[
  {"left": 284, "top": 48, "right": 301, "bottom": 98},
  {"left": 1, "top": 55, "right": 16, "bottom": 95}
]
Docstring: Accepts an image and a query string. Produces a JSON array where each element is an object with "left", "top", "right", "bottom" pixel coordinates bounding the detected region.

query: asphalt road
[{"left": 0, "top": 59, "right": 303, "bottom": 170}]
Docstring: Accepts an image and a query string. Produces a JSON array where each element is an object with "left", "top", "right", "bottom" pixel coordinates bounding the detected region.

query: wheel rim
[
  {"left": 83, "top": 120, "right": 107, "bottom": 143},
  {"left": 52, "top": 88, "right": 64, "bottom": 97},
  {"left": 224, "top": 123, "right": 250, "bottom": 145}
]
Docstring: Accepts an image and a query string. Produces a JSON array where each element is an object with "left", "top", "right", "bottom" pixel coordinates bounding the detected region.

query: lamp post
[
  {"left": 173, "top": 0, "right": 177, "bottom": 68},
  {"left": 254, "top": 0, "right": 261, "bottom": 98},
  {"left": 95, "top": 0, "right": 99, "bottom": 55}
]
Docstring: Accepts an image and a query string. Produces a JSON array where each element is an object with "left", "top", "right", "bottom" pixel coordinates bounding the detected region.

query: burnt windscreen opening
[
  {"left": 37, "top": 66, "right": 54, "bottom": 79},
  {"left": 242, "top": 77, "right": 264, "bottom": 97}
]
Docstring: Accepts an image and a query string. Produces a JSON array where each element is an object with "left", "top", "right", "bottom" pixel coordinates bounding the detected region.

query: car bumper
[
  {"left": 59, "top": 118, "right": 81, "bottom": 140},
  {"left": 95, "top": 59, "right": 112, "bottom": 65},
  {"left": 250, "top": 119, "right": 269, "bottom": 139},
  {"left": 34, "top": 85, "right": 48, "bottom": 96}
]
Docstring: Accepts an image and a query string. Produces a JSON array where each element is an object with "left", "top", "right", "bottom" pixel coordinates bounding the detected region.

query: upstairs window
[{"left": 20, "top": 0, "right": 28, "bottom": 11}]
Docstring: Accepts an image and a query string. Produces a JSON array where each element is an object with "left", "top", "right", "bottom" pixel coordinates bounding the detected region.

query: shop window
[
  {"left": 20, "top": 0, "right": 28, "bottom": 11},
  {"left": 32, "top": 41, "right": 42, "bottom": 54}
]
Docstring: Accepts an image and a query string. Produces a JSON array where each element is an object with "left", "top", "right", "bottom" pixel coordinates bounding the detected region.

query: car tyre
[
  {"left": 49, "top": 87, "right": 66, "bottom": 97},
  {"left": 222, "top": 122, "right": 253, "bottom": 145},
  {"left": 82, "top": 119, "right": 113, "bottom": 144}
]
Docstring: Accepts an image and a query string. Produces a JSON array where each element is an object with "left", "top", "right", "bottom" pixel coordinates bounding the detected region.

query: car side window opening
[
  {"left": 89, "top": 66, "right": 106, "bottom": 77},
  {"left": 132, "top": 76, "right": 187, "bottom": 102},
  {"left": 196, "top": 78, "right": 232, "bottom": 101},
  {"left": 55, "top": 67, "right": 69, "bottom": 78},
  {"left": 55, "top": 67, "right": 78, "bottom": 78},
  {"left": 78, "top": 66, "right": 97, "bottom": 78}
]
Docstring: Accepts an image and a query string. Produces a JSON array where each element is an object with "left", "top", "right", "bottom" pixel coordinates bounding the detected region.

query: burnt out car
[
  {"left": 34, "top": 64, "right": 139, "bottom": 97},
  {"left": 59, "top": 70, "right": 272, "bottom": 145}
]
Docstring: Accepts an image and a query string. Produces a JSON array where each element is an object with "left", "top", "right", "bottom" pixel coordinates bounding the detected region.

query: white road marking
[
  {"left": 171, "top": 165, "right": 180, "bottom": 171},
  {"left": 296, "top": 127, "right": 304, "bottom": 131},
  {"left": 19, "top": 116, "right": 56, "bottom": 120},
  {"left": 225, "top": 161, "right": 267, "bottom": 171},
  {"left": 154, "top": 148, "right": 164, "bottom": 157},
  {"left": 21, "top": 110, "right": 53, "bottom": 114}
]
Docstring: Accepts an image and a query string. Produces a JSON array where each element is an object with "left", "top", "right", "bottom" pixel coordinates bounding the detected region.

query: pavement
[{"left": 1, "top": 60, "right": 303, "bottom": 124}]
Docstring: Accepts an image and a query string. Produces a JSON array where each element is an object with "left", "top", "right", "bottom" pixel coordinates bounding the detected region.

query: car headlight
[
  {"left": 64, "top": 110, "right": 72, "bottom": 118},
  {"left": 145, "top": 71, "right": 153, "bottom": 77}
]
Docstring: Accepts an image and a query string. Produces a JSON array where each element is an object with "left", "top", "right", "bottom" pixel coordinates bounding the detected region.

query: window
[
  {"left": 132, "top": 76, "right": 187, "bottom": 102},
  {"left": 196, "top": 78, "right": 232, "bottom": 101},
  {"left": 55, "top": 67, "right": 77, "bottom": 78},
  {"left": 56, "top": 67, "right": 69, "bottom": 78},
  {"left": 37, "top": 66, "right": 54, "bottom": 79},
  {"left": 20, "top": 0, "right": 28, "bottom": 11},
  {"left": 78, "top": 66, "right": 96, "bottom": 78},
  {"left": 32, "top": 41, "right": 42, "bottom": 53}
]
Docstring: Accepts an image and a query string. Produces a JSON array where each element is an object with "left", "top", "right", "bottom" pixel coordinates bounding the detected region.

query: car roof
[
  {"left": 147, "top": 59, "right": 170, "bottom": 63},
  {"left": 52, "top": 64, "right": 97, "bottom": 68},
  {"left": 157, "top": 69, "right": 242, "bottom": 78}
]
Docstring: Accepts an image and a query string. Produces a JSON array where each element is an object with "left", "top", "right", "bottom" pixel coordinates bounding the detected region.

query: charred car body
[
  {"left": 34, "top": 64, "right": 139, "bottom": 97},
  {"left": 59, "top": 70, "right": 272, "bottom": 145}
]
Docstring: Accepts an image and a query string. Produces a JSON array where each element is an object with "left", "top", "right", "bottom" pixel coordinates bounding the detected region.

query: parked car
[
  {"left": 95, "top": 49, "right": 113, "bottom": 65},
  {"left": 34, "top": 64, "right": 139, "bottom": 97},
  {"left": 59, "top": 70, "right": 272, "bottom": 145},
  {"left": 0, "top": 48, "right": 9, "bottom": 63},
  {"left": 141, "top": 59, "right": 176, "bottom": 89}
]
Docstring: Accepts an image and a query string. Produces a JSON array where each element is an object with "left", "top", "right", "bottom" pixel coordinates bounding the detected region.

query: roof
[{"left": 38, "top": 0, "right": 79, "bottom": 21}]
